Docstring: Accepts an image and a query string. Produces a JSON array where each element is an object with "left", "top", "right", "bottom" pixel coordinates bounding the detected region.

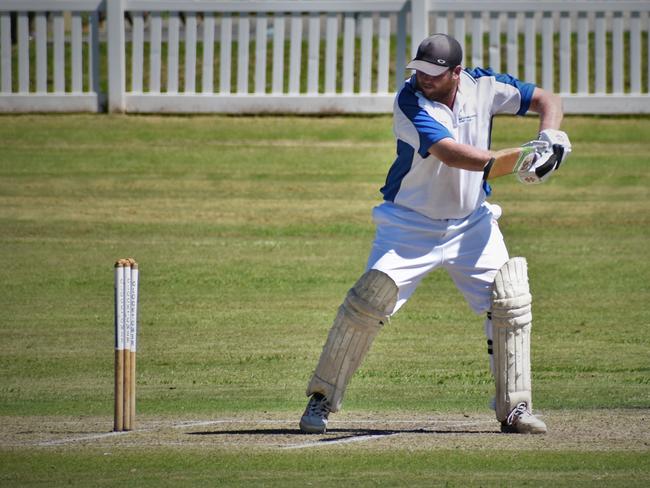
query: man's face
[{"left": 415, "top": 68, "right": 458, "bottom": 102}]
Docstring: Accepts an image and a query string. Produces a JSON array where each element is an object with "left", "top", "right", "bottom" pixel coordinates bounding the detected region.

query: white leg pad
[
  {"left": 307, "top": 270, "right": 398, "bottom": 412},
  {"left": 491, "top": 257, "right": 533, "bottom": 422}
]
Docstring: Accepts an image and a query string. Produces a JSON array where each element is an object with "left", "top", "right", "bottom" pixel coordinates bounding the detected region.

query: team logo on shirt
[{"left": 458, "top": 114, "right": 477, "bottom": 124}]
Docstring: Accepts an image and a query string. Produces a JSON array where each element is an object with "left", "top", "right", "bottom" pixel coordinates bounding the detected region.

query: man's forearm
[
  {"left": 427, "top": 138, "right": 492, "bottom": 172},
  {"left": 530, "top": 88, "right": 564, "bottom": 131}
]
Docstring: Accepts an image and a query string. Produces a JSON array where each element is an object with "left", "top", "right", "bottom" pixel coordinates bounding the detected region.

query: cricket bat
[{"left": 484, "top": 146, "right": 536, "bottom": 180}]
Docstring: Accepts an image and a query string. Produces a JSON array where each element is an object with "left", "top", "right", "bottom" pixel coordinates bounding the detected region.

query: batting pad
[
  {"left": 307, "top": 270, "right": 398, "bottom": 412},
  {"left": 491, "top": 257, "right": 533, "bottom": 422}
]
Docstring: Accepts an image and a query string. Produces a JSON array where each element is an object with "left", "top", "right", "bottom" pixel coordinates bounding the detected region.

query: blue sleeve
[
  {"left": 397, "top": 85, "right": 454, "bottom": 157},
  {"left": 465, "top": 67, "right": 536, "bottom": 115}
]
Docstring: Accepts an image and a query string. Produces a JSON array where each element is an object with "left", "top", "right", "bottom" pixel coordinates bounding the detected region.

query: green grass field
[{"left": 1, "top": 114, "right": 649, "bottom": 486}]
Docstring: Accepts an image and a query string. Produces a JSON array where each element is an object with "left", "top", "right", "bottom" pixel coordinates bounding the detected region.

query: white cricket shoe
[
  {"left": 501, "top": 402, "right": 547, "bottom": 434},
  {"left": 299, "top": 393, "right": 331, "bottom": 434}
]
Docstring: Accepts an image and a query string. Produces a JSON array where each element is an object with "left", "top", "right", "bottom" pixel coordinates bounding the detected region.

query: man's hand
[{"left": 538, "top": 129, "right": 571, "bottom": 167}]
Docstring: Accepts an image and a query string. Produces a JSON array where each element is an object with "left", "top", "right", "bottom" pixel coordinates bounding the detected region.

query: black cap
[{"left": 406, "top": 34, "right": 463, "bottom": 76}]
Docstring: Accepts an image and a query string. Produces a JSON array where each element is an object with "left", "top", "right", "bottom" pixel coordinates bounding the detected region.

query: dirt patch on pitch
[{"left": 2, "top": 410, "right": 649, "bottom": 452}]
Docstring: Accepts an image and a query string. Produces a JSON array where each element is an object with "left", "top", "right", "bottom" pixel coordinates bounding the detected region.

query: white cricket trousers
[{"left": 366, "top": 201, "right": 509, "bottom": 317}]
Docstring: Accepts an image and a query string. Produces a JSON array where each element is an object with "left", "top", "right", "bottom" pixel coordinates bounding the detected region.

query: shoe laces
[
  {"left": 306, "top": 394, "right": 331, "bottom": 418},
  {"left": 506, "top": 402, "right": 531, "bottom": 426}
]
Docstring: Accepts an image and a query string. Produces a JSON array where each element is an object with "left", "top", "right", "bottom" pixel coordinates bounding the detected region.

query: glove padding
[
  {"left": 516, "top": 143, "right": 564, "bottom": 185},
  {"left": 538, "top": 129, "right": 571, "bottom": 167}
]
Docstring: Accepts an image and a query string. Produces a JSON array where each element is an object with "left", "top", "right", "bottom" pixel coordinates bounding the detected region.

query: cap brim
[{"left": 406, "top": 60, "right": 449, "bottom": 77}]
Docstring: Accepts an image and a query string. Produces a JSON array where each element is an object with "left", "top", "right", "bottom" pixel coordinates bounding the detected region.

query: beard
[{"left": 415, "top": 71, "right": 458, "bottom": 105}]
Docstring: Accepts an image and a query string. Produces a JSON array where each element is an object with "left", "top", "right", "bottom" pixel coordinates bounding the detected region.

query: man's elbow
[{"left": 532, "top": 88, "right": 563, "bottom": 113}]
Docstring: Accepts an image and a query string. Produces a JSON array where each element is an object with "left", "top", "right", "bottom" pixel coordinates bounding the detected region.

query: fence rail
[{"left": 0, "top": 0, "right": 649, "bottom": 114}]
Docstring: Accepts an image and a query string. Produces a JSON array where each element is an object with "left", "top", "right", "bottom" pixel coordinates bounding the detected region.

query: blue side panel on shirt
[
  {"left": 397, "top": 81, "right": 454, "bottom": 157},
  {"left": 465, "top": 67, "right": 535, "bottom": 115},
  {"left": 482, "top": 179, "right": 492, "bottom": 197},
  {"left": 381, "top": 139, "right": 414, "bottom": 202}
]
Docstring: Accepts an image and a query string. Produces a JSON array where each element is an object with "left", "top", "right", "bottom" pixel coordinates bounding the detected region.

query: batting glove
[
  {"left": 516, "top": 144, "right": 564, "bottom": 185},
  {"left": 538, "top": 129, "right": 571, "bottom": 167}
]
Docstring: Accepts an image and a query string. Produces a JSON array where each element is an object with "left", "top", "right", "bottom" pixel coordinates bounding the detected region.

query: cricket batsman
[{"left": 299, "top": 33, "right": 571, "bottom": 434}]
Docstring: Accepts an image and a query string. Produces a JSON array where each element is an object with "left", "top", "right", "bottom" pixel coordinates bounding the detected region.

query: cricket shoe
[
  {"left": 501, "top": 402, "right": 547, "bottom": 434},
  {"left": 299, "top": 393, "right": 331, "bottom": 434}
]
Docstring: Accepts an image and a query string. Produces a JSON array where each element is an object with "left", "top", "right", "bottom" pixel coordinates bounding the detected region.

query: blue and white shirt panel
[{"left": 381, "top": 68, "right": 535, "bottom": 220}]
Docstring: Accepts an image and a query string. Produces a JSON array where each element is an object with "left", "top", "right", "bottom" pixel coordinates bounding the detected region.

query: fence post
[
  {"left": 107, "top": 0, "right": 125, "bottom": 112},
  {"left": 411, "top": 0, "right": 429, "bottom": 56}
]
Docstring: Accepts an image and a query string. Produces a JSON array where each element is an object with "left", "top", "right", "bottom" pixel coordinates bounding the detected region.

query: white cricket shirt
[{"left": 381, "top": 68, "right": 535, "bottom": 220}]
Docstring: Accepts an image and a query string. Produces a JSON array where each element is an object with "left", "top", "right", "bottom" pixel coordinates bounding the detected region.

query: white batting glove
[
  {"left": 538, "top": 129, "right": 571, "bottom": 167},
  {"left": 521, "top": 139, "right": 549, "bottom": 153},
  {"left": 516, "top": 144, "right": 564, "bottom": 185}
]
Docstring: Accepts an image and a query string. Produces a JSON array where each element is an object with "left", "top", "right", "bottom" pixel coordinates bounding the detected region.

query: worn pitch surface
[{"left": 3, "top": 410, "right": 648, "bottom": 452}]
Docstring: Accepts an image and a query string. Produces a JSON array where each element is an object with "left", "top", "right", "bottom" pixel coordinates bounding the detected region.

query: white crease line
[
  {"left": 32, "top": 418, "right": 493, "bottom": 446},
  {"left": 283, "top": 433, "right": 395, "bottom": 450},
  {"left": 172, "top": 419, "right": 494, "bottom": 428},
  {"left": 37, "top": 431, "right": 130, "bottom": 446},
  {"left": 172, "top": 419, "right": 293, "bottom": 428}
]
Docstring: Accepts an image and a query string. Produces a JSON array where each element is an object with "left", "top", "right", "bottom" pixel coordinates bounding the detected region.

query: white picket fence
[{"left": 0, "top": 0, "right": 649, "bottom": 114}]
